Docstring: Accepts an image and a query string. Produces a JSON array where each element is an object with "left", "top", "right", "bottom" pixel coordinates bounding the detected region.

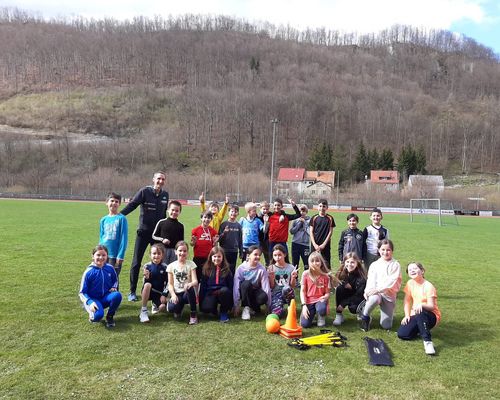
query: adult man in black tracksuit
[{"left": 121, "top": 171, "right": 169, "bottom": 301}]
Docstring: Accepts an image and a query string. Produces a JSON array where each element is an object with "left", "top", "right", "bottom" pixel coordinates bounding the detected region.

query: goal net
[{"left": 409, "top": 198, "right": 459, "bottom": 226}]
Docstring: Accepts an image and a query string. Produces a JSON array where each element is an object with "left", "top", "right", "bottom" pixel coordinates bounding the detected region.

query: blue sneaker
[
  {"left": 219, "top": 312, "right": 230, "bottom": 323},
  {"left": 127, "top": 292, "right": 138, "bottom": 302}
]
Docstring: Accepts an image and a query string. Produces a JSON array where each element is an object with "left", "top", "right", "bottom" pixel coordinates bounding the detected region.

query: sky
[{"left": 4, "top": 0, "right": 500, "bottom": 56}]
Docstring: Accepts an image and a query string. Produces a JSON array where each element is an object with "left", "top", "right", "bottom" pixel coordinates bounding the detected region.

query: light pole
[{"left": 270, "top": 118, "right": 279, "bottom": 203}]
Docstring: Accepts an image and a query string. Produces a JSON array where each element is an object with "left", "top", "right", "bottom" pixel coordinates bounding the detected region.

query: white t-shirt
[{"left": 167, "top": 260, "right": 197, "bottom": 293}]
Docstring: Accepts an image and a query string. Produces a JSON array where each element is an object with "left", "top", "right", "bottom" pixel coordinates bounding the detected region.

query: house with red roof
[
  {"left": 276, "top": 168, "right": 335, "bottom": 200},
  {"left": 369, "top": 170, "right": 400, "bottom": 191},
  {"left": 276, "top": 168, "right": 305, "bottom": 198}
]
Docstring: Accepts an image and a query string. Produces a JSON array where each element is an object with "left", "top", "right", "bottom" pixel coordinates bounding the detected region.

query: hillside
[{"left": 0, "top": 9, "right": 499, "bottom": 198}]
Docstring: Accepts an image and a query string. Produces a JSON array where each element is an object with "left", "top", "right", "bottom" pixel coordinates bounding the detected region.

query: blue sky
[{"left": 5, "top": 0, "right": 500, "bottom": 56}]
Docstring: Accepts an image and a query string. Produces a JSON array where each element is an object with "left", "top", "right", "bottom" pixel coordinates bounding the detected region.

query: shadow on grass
[{"left": 437, "top": 321, "right": 495, "bottom": 349}]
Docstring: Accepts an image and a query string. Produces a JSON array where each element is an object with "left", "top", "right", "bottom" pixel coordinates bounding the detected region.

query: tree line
[
  {"left": 0, "top": 8, "right": 499, "bottom": 197},
  {"left": 307, "top": 142, "right": 425, "bottom": 183}
]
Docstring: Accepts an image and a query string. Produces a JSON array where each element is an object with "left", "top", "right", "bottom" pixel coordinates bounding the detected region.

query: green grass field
[{"left": 0, "top": 199, "right": 499, "bottom": 399}]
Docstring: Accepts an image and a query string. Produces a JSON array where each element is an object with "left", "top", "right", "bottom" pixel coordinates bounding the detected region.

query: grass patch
[
  {"left": 0, "top": 87, "right": 176, "bottom": 135},
  {"left": 0, "top": 199, "right": 499, "bottom": 399}
]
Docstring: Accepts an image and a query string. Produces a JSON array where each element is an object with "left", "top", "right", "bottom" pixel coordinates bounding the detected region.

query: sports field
[{"left": 0, "top": 199, "right": 499, "bottom": 399}]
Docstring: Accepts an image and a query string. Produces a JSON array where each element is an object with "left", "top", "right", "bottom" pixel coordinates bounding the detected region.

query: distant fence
[{"left": 2, "top": 192, "right": 499, "bottom": 216}]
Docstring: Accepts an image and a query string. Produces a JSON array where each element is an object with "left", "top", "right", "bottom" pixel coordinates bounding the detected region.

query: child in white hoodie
[{"left": 359, "top": 239, "right": 401, "bottom": 332}]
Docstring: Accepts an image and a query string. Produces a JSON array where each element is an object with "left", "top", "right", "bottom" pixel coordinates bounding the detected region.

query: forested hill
[{"left": 1, "top": 9, "right": 499, "bottom": 178}]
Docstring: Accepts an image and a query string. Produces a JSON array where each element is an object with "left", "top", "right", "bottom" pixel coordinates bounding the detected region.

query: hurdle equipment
[{"left": 287, "top": 330, "right": 347, "bottom": 350}]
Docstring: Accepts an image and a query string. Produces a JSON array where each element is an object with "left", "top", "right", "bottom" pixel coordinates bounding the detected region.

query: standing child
[
  {"left": 139, "top": 244, "right": 168, "bottom": 323},
  {"left": 290, "top": 204, "right": 311, "bottom": 270},
  {"left": 332, "top": 252, "right": 367, "bottom": 326},
  {"left": 300, "top": 251, "right": 331, "bottom": 328},
  {"left": 79, "top": 245, "right": 122, "bottom": 328},
  {"left": 268, "top": 198, "right": 300, "bottom": 262},
  {"left": 233, "top": 245, "right": 271, "bottom": 320},
  {"left": 338, "top": 213, "right": 364, "bottom": 263},
  {"left": 191, "top": 211, "right": 219, "bottom": 282},
  {"left": 99, "top": 192, "right": 128, "bottom": 277},
  {"left": 397, "top": 262, "right": 441, "bottom": 355},
  {"left": 152, "top": 200, "right": 184, "bottom": 264},
  {"left": 359, "top": 239, "right": 401, "bottom": 332},
  {"left": 267, "top": 244, "right": 297, "bottom": 317},
  {"left": 199, "top": 192, "right": 229, "bottom": 232},
  {"left": 239, "top": 202, "right": 264, "bottom": 261},
  {"left": 199, "top": 246, "right": 234, "bottom": 323},
  {"left": 309, "top": 199, "right": 336, "bottom": 269},
  {"left": 257, "top": 201, "right": 272, "bottom": 266},
  {"left": 362, "top": 208, "right": 389, "bottom": 270},
  {"left": 166, "top": 241, "right": 199, "bottom": 325},
  {"left": 218, "top": 204, "right": 243, "bottom": 275}
]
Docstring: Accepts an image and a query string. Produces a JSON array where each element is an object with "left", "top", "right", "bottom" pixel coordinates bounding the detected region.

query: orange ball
[{"left": 265, "top": 318, "right": 281, "bottom": 334}]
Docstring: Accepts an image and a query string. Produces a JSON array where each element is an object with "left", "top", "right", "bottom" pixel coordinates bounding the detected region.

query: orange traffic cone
[{"left": 279, "top": 299, "right": 303, "bottom": 339}]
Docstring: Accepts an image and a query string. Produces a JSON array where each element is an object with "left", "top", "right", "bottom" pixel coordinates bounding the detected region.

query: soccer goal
[{"left": 409, "top": 198, "right": 459, "bottom": 226}]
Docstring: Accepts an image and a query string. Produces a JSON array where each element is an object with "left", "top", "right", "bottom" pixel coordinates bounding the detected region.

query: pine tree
[
  {"left": 379, "top": 148, "right": 394, "bottom": 170},
  {"left": 331, "top": 145, "right": 349, "bottom": 184},
  {"left": 352, "top": 142, "right": 370, "bottom": 182},
  {"left": 397, "top": 145, "right": 417, "bottom": 180},
  {"left": 415, "top": 145, "right": 427, "bottom": 174},
  {"left": 367, "top": 148, "right": 380, "bottom": 170},
  {"left": 307, "top": 142, "right": 333, "bottom": 170}
]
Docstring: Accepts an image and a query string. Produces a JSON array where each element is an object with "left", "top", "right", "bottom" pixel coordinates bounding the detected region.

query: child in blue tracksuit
[{"left": 79, "top": 245, "right": 122, "bottom": 328}]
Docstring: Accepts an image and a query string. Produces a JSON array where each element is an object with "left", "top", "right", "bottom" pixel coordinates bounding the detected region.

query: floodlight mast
[{"left": 270, "top": 118, "right": 279, "bottom": 203}]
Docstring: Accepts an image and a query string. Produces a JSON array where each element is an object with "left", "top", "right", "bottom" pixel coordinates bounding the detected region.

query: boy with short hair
[
  {"left": 362, "top": 208, "right": 389, "bottom": 270},
  {"left": 309, "top": 199, "right": 336, "bottom": 268},
  {"left": 239, "top": 202, "right": 264, "bottom": 261},
  {"left": 99, "top": 192, "right": 128, "bottom": 277},
  {"left": 338, "top": 213, "right": 364, "bottom": 262},
  {"left": 290, "top": 204, "right": 311, "bottom": 270},
  {"left": 267, "top": 198, "right": 300, "bottom": 262},
  {"left": 257, "top": 201, "right": 272, "bottom": 266},
  {"left": 219, "top": 204, "right": 243, "bottom": 275},
  {"left": 152, "top": 200, "right": 185, "bottom": 264},
  {"left": 191, "top": 211, "right": 219, "bottom": 281},
  {"left": 199, "top": 192, "right": 229, "bottom": 232}
]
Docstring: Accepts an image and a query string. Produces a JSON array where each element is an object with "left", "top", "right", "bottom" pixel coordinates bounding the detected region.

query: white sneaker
[
  {"left": 317, "top": 314, "right": 326, "bottom": 327},
  {"left": 139, "top": 309, "right": 150, "bottom": 323},
  {"left": 84, "top": 302, "right": 96, "bottom": 322},
  {"left": 424, "top": 341, "right": 436, "bottom": 355},
  {"left": 151, "top": 304, "right": 160, "bottom": 314},
  {"left": 241, "top": 306, "right": 251, "bottom": 320},
  {"left": 332, "top": 313, "right": 344, "bottom": 326}
]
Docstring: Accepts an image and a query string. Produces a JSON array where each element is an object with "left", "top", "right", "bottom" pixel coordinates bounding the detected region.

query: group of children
[{"left": 79, "top": 194, "right": 441, "bottom": 355}]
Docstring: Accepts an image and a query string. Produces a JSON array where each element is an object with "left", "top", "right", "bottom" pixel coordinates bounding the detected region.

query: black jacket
[{"left": 121, "top": 186, "right": 169, "bottom": 233}]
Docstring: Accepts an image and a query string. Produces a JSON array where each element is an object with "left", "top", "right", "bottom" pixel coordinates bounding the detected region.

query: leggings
[
  {"left": 397, "top": 310, "right": 437, "bottom": 342},
  {"left": 239, "top": 280, "right": 268, "bottom": 311},
  {"left": 167, "top": 288, "right": 197, "bottom": 315},
  {"left": 335, "top": 285, "right": 364, "bottom": 313},
  {"left": 200, "top": 286, "right": 233, "bottom": 314},
  {"left": 363, "top": 293, "right": 396, "bottom": 330}
]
